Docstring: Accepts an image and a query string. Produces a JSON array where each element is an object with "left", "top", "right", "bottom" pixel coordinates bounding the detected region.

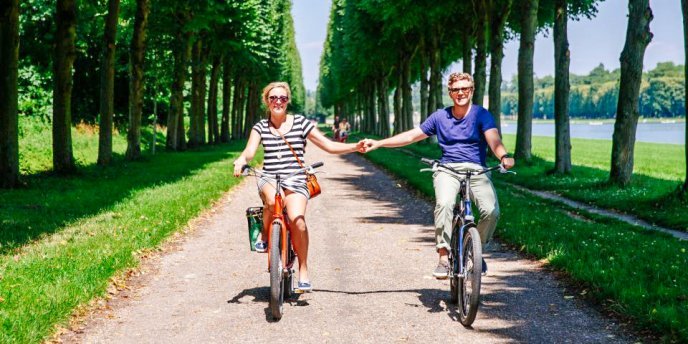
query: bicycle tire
[
  {"left": 269, "top": 222, "right": 284, "bottom": 320},
  {"left": 449, "top": 219, "right": 462, "bottom": 305},
  {"left": 458, "top": 226, "right": 482, "bottom": 326}
]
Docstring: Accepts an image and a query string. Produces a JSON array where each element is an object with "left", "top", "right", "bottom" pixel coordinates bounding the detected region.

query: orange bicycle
[{"left": 241, "top": 162, "right": 324, "bottom": 320}]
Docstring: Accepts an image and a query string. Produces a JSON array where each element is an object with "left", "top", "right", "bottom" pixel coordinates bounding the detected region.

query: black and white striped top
[{"left": 252, "top": 115, "right": 315, "bottom": 175}]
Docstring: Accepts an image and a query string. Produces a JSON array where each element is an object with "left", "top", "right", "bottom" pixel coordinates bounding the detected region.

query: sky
[{"left": 292, "top": 0, "right": 684, "bottom": 92}]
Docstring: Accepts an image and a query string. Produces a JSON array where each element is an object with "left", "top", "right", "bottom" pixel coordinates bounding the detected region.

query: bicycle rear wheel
[
  {"left": 458, "top": 226, "right": 482, "bottom": 326},
  {"left": 269, "top": 222, "right": 285, "bottom": 320}
]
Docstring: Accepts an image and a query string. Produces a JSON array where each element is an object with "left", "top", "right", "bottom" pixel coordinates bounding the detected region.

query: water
[{"left": 500, "top": 121, "right": 685, "bottom": 145}]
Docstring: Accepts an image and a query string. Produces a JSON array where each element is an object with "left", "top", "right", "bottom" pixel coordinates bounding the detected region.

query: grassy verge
[
  {"left": 349, "top": 128, "right": 687, "bottom": 232},
  {"left": 1, "top": 119, "right": 258, "bottom": 342},
  {"left": 352, "top": 136, "right": 688, "bottom": 342}
]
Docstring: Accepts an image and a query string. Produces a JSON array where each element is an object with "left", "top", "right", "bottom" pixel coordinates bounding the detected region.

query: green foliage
[{"left": 501, "top": 62, "right": 686, "bottom": 118}]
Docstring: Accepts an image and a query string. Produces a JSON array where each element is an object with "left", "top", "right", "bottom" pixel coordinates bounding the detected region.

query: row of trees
[
  {"left": 0, "top": 0, "right": 306, "bottom": 188},
  {"left": 318, "top": 0, "right": 686, "bottom": 189},
  {"left": 501, "top": 62, "right": 685, "bottom": 119}
]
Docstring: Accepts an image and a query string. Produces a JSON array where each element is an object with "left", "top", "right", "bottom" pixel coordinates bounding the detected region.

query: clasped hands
[{"left": 354, "top": 138, "right": 379, "bottom": 153}]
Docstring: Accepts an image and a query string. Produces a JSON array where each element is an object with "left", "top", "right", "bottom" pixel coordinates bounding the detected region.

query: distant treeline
[{"left": 501, "top": 62, "right": 685, "bottom": 118}]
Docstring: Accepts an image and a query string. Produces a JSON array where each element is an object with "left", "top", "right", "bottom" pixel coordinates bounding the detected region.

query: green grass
[
  {"left": 500, "top": 134, "right": 687, "bottom": 231},
  {"left": 351, "top": 130, "right": 687, "bottom": 232},
  {"left": 344, "top": 130, "right": 688, "bottom": 342},
  {"left": 1, "top": 119, "right": 259, "bottom": 343}
]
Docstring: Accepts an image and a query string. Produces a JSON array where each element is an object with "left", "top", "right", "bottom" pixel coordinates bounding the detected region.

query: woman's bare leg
[{"left": 284, "top": 191, "right": 309, "bottom": 282}]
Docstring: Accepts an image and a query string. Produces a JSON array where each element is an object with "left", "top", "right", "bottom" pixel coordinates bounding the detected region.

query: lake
[{"left": 500, "top": 121, "right": 685, "bottom": 145}]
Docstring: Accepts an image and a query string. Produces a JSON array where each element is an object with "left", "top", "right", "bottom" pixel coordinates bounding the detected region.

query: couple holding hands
[{"left": 233, "top": 72, "right": 515, "bottom": 291}]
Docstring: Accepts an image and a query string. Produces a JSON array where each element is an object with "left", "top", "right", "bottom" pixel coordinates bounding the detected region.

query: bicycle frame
[
  {"left": 242, "top": 163, "right": 323, "bottom": 273},
  {"left": 268, "top": 174, "right": 294, "bottom": 274}
]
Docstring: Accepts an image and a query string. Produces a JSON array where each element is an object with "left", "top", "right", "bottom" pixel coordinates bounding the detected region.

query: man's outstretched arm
[{"left": 364, "top": 128, "right": 429, "bottom": 152}]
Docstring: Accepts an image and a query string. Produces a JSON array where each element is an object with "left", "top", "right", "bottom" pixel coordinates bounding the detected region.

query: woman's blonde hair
[{"left": 261, "top": 82, "right": 292, "bottom": 118}]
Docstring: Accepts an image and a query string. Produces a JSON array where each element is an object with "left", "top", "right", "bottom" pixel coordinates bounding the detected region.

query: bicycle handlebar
[
  {"left": 420, "top": 158, "right": 514, "bottom": 176},
  {"left": 241, "top": 161, "right": 325, "bottom": 179}
]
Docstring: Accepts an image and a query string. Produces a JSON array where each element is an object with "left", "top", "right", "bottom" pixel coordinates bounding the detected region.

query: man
[{"left": 363, "top": 72, "right": 515, "bottom": 278}]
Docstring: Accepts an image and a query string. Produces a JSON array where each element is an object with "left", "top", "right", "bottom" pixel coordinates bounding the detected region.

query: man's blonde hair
[{"left": 447, "top": 72, "right": 474, "bottom": 88}]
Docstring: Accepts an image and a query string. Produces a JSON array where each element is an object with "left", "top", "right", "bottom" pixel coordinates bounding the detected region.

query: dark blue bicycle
[{"left": 421, "top": 158, "right": 512, "bottom": 326}]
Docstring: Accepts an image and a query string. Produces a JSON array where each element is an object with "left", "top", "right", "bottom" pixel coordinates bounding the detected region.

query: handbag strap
[{"left": 270, "top": 120, "right": 305, "bottom": 169}]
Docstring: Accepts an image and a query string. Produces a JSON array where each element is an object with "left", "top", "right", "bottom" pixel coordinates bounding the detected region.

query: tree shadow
[{"left": 0, "top": 141, "right": 245, "bottom": 254}]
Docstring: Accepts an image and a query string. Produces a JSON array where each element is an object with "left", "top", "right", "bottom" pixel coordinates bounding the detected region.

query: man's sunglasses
[
  {"left": 268, "top": 95, "right": 289, "bottom": 103},
  {"left": 448, "top": 87, "right": 473, "bottom": 94}
]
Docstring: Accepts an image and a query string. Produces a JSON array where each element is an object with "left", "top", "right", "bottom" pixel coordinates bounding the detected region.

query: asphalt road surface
[{"left": 61, "top": 145, "right": 635, "bottom": 344}]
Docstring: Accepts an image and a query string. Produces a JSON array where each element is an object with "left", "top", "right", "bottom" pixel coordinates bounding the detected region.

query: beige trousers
[{"left": 432, "top": 162, "right": 500, "bottom": 251}]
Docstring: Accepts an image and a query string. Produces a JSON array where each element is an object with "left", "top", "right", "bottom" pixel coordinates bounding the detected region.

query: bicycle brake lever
[
  {"left": 498, "top": 165, "right": 516, "bottom": 174},
  {"left": 419, "top": 168, "right": 434, "bottom": 172}
]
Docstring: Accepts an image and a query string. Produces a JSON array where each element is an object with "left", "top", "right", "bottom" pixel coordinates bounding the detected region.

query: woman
[{"left": 233, "top": 82, "right": 364, "bottom": 291}]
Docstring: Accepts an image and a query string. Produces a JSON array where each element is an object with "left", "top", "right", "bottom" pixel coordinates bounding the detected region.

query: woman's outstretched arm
[{"left": 307, "top": 127, "right": 365, "bottom": 154}]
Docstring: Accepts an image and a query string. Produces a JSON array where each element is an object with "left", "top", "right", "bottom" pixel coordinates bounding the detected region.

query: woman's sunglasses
[{"left": 268, "top": 95, "right": 289, "bottom": 103}]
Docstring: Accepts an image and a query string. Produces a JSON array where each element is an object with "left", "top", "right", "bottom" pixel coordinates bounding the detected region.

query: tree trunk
[
  {"left": 207, "top": 55, "right": 221, "bottom": 144},
  {"left": 401, "top": 56, "right": 413, "bottom": 131},
  {"left": 462, "top": 27, "right": 472, "bottom": 75},
  {"left": 610, "top": 0, "right": 653, "bottom": 186},
  {"left": 231, "top": 77, "right": 244, "bottom": 139},
  {"left": 472, "top": 0, "right": 487, "bottom": 106},
  {"left": 243, "top": 80, "right": 257, "bottom": 138},
  {"left": 97, "top": 0, "right": 120, "bottom": 165},
  {"left": 125, "top": 0, "right": 149, "bottom": 160},
  {"left": 393, "top": 74, "right": 402, "bottom": 134},
  {"left": 220, "top": 60, "right": 231, "bottom": 142},
  {"left": 419, "top": 53, "right": 429, "bottom": 124},
  {"left": 167, "top": 30, "right": 191, "bottom": 151},
  {"left": 0, "top": 0, "right": 20, "bottom": 187},
  {"left": 487, "top": 0, "right": 511, "bottom": 135},
  {"left": 430, "top": 30, "right": 444, "bottom": 111},
  {"left": 52, "top": 0, "right": 77, "bottom": 173},
  {"left": 514, "top": 0, "right": 538, "bottom": 162},
  {"left": 377, "top": 77, "right": 390, "bottom": 137},
  {"left": 151, "top": 100, "right": 157, "bottom": 154},
  {"left": 682, "top": 0, "right": 688, "bottom": 192},
  {"left": 552, "top": 0, "right": 572, "bottom": 174},
  {"left": 188, "top": 39, "right": 202, "bottom": 148}
]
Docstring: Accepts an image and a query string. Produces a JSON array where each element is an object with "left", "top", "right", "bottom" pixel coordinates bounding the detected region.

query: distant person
[
  {"left": 333, "top": 115, "right": 341, "bottom": 141},
  {"left": 338, "top": 118, "right": 351, "bottom": 143},
  {"left": 362, "top": 73, "right": 515, "bottom": 279}
]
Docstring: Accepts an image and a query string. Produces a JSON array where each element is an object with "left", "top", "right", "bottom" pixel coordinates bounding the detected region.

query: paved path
[{"left": 61, "top": 146, "right": 635, "bottom": 344}]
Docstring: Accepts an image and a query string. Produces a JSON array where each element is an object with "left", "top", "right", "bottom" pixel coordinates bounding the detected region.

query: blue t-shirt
[{"left": 419, "top": 105, "right": 497, "bottom": 166}]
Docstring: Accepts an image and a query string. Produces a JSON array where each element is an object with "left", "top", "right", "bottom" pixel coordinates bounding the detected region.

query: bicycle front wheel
[
  {"left": 459, "top": 226, "right": 482, "bottom": 326},
  {"left": 269, "top": 222, "right": 285, "bottom": 320}
]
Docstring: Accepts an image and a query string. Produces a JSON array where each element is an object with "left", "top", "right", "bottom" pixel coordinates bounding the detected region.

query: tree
[
  {"left": 52, "top": 0, "right": 77, "bottom": 173},
  {"left": 552, "top": 0, "right": 571, "bottom": 174},
  {"left": 486, "top": 0, "right": 512, "bottom": 134},
  {"left": 472, "top": 0, "right": 488, "bottom": 106},
  {"left": 610, "top": 0, "right": 653, "bottom": 186},
  {"left": 125, "top": 0, "right": 150, "bottom": 160},
  {"left": 97, "top": 0, "right": 120, "bottom": 166},
  {"left": 683, "top": 0, "right": 688, "bottom": 192},
  {"left": 0, "top": 0, "right": 20, "bottom": 187},
  {"left": 514, "top": 0, "right": 539, "bottom": 162}
]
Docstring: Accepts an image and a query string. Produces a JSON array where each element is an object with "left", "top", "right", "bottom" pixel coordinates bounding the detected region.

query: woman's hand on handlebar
[{"left": 233, "top": 156, "right": 247, "bottom": 177}]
